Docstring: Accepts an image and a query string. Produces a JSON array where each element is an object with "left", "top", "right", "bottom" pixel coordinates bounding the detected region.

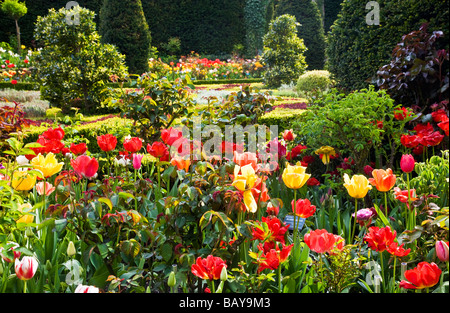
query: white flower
[{"left": 16, "top": 155, "right": 29, "bottom": 166}]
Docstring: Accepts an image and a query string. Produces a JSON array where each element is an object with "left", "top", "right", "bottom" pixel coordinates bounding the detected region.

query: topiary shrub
[
  {"left": 32, "top": 6, "right": 128, "bottom": 115},
  {"left": 292, "top": 87, "right": 410, "bottom": 173},
  {"left": 99, "top": 0, "right": 151, "bottom": 75},
  {"left": 296, "top": 70, "right": 334, "bottom": 95},
  {"left": 275, "top": 0, "right": 326, "bottom": 70},
  {"left": 261, "top": 14, "right": 308, "bottom": 88}
]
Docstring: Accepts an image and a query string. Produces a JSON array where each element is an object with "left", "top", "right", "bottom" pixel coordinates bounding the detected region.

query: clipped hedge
[
  {"left": 0, "top": 82, "right": 39, "bottom": 90},
  {"left": 258, "top": 107, "right": 306, "bottom": 133}
]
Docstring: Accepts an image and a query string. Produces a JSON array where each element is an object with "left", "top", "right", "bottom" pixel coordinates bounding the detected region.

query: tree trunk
[{"left": 15, "top": 19, "right": 21, "bottom": 54}]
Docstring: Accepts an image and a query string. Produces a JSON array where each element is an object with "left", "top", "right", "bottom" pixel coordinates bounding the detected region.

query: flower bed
[{"left": 1, "top": 91, "right": 448, "bottom": 294}]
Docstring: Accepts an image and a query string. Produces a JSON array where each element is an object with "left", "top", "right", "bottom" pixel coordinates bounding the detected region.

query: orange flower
[
  {"left": 171, "top": 156, "right": 190, "bottom": 172},
  {"left": 369, "top": 168, "right": 396, "bottom": 192}
]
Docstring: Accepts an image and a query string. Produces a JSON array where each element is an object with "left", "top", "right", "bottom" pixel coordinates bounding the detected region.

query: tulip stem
[
  {"left": 23, "top": 280, "right": 27, "bottom": 294},
  {"left": 384, "top": 192, "right": 388, "bottom": 218},
  {"left": 293, "top": 189, "right": 298, "bottom": 247},
  {"left": 351, "top": 198, "right": 357, "bottom": 244}
]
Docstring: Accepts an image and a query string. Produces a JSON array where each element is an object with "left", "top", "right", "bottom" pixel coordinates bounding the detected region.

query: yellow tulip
[
  {"left": 232, "top": 164, "right": 258, "bottom": 213},
  {"left": 16, "top": 203, "right": 34, "bottom": 224},
  {"left": 11, "top": 170, "right": 37, "bottom": 191},
  {"left": 343, "top": 173, "right": 372, "bottom": 199},
  {"left": 30, "top": 153, "right": 64, "bottom": 178},
  {"left": 315, "top": 146, "right": 337, "bottom": 165},
  {"left": 282, "top": 162, "right": 311, "bottom": 189}
]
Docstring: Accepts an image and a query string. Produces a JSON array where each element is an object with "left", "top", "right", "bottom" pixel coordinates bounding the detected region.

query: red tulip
[
  {"left": 438, "top": 119, "right": 449, "bottom": 136},
  {"left": 307, "top": 177, "right": 320, "bottom": 186},
  {"left": 161, "top": 127, "right": 183, "bottom": 146},
  {"left": 147, "top": 142, "right": 169, "bottom": 160},
  {"left": 400, "top": 154, "right": 415, "bottom": 173},
  {"left": 191, "top": 255, "right": 227, "bottom": 281},
  {"left": 11, "top": 79, "right": 18, "bottom": 85},
  {"left": 70, "top": 155, "right": 99, "bottom": 179},
  {"left": 394, "top": 107, "right": 411, "bottom": 120},
  {"left": 123, "top": 137, "right": 142, "bottom": 153},
  {"left": 386, "top": 242, "right": 411, "bottom": 257},
  {"left": 254, "top": 243, "right": 293, "bottom": 273},
  {"left": 363, "top": 226, "right": 396, "bottom": 252},
  {"left": 282, "top": 129, "right": 296, "bottom": 141},
  {"left": 304, "top": 229, "right": 345, "bottom": 254},
  {"left": 393, "top": 187, "right": 419, "bottom": 205},
  {"left": 42, "top": 126, "right": 65, "bottom": 141},
  {"left": 251, "top": 216, "right": 288, "bottom": 244},
  {"left": 15, "top": 256, "right": 38, "bottom": 281},
  {"left": 291, "top": 198, "right": 316, "bottom": 218},
  {"left": 97, "top": 134, "right": 117, "bottom": 152},
  {"left": 431, "top": 109, "right": 448, "bottom": 123},
  {"left": 69, "top": 143, "right": 87, "bottom": 156},
  {"left": 400, "top": 134, "right": 420, "bottom": 148},
  {"left": 399, "top": 262, "right": 442, "bottom": 290}
]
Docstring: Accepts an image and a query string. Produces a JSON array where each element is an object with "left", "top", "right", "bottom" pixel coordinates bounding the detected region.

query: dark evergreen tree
[
  {"left": 99, "top": 0, "right": 151, "bottom": 74},
  {"left": 275, "top": 0, "right": 326, "bottom": 70}
]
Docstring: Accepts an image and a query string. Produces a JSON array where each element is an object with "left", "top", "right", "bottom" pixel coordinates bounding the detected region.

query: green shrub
[
  {"left": 262, "top": 14, "right": 308, "bottom": 88},
  {"left": 103, "top": 74, "right": 196, "bottom": 142},
  {"left": 32, "top": 6, "right": 128, "bottom": 115},
  {"left": 45, "top": 107, "right": 63, "bottom": 119},
  {"left": 99, "top": 0, "right": 151, "bottom": 75},
  {"left": 296, "top": 70, "right": 333, "bottom": 94},
  {"left": 275, "top": 0, "right": 326, "bottom": 70},
  {"left": 292, "top": 87, "right": 411, "bottom": 172},
  {"left": 326, "top": 0, "right": 449, "bottom": 91}
]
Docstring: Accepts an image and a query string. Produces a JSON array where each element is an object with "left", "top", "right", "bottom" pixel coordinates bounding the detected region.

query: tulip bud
[
  {"left": 168, "top": 271, "right": 176, "bottom": 288},
  {"left": 400, "top": 154, "right": 415, "bottom": 173},
  {"left": 436, "top": 240, "right": 449, "bottom": 262},
  {"left": 45, "top": 259, "right": 52, "bottom": 272},
  {"left": 220, "top": 266, "right": 228, "bottom": 282},
  {"left": 67, "top": 241, "right": 76, "bottom": 257}
]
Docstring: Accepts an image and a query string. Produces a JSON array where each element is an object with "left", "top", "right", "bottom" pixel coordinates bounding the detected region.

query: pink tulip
[
  {"left": 15, "top": 256, "right": 38, "bottom": 281},
  {"left": 36, "top": 181, "right": 56, "bottom": 196},
  {"left": 436, "top": 240, "right": 449, "bottom": 262},
  {"left": 400, "top": 154, "right": 415, "bottom": 173},
  {"left": 75, "top": 284, "right": 100, "bottom": 293},
  {"left": 132, "top": 153, "right": 144, "bottom": 170}
]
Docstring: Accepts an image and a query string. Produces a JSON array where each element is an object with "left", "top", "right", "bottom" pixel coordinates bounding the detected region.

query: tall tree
[
  {"left": 99, "top": 0, "right": 151, "bottom": 74},
  {"left": 275, "top": 0, "right": 326, "bottom": 70},
  {"left": 1, "top": 0, "right": 27, "bottom": 53}
]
